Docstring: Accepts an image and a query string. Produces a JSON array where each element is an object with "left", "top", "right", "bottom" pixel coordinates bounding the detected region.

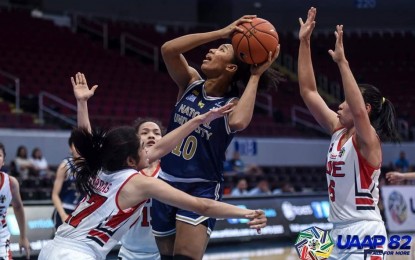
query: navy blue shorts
[{"left": 151, "top": 179, "right": 223, "bottom": 237}]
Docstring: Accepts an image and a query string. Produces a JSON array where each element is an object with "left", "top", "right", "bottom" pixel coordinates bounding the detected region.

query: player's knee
[{"left": 173, "top": 254, "right": 194, "bottom": 260}]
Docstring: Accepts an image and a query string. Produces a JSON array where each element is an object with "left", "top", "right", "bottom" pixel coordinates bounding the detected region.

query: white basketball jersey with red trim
[
  {"left": 120, "top": 164, "right": 160, "bottom": 253},
  {"left": 56, "top": 169, "right": 146, "bottom": 259},
  {"left": 326, "top": 128, "right": 383, "bottom": 224},
  {"left": 0, "top": 172, "right": 12, "bottom": 244}
]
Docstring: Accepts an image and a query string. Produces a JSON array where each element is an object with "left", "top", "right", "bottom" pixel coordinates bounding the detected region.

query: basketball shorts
[
  {"left": 38, "top": 237, "right": 98, "bottom": 260},
  {"left": 151, "top": 179, "right": 223, "bottom": 237}
]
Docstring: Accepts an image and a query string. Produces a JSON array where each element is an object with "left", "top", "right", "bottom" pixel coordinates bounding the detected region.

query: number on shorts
[
  {"left": 66, "top": 193, "right": 107, "bottom": 228},
  {"left": 172, "top": 135, "right": 197, "bottom": 160}
]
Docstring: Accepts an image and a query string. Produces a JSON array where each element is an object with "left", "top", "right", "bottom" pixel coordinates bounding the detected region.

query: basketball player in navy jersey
[
  {"left": 153, "top": 15, "right": 282, "bottom": 259},
  {"left": 298, "top": 7, "right": 399, "bottom": 259},
  {"left": 51, "top": 133, "right": 83, "bottom": 230},
  {"left": 38, "top": 73, "right": 266, "bottom": 260},
  {"left": 0, "top": 143, "right": 30, "bottom": 259}
]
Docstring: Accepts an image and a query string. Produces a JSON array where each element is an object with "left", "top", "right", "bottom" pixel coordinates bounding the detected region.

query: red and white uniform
[
  {"left": 0, "top": 172, "right": 12, "bottom": 259},
  {"left": 326, "top": 128, "right": 383, "bottom": 223},
  {"left": 39, "top": 169, "right": 146, "bottom": 260},
  {"left": 118, "top": 164, "right": 161, "bottom": 260},
  {"left": 326, "top": 128, "right": 386, "bottom": 260}
]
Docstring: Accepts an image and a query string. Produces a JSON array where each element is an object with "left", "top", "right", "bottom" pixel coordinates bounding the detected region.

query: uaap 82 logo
[{"left": 338, "top": 234, "right": 412, "bottom": 257}]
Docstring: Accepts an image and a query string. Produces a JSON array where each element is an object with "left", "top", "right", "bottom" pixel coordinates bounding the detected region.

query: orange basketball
[{"left": 231, "top": 18, "right": 279, "bottom": 65}]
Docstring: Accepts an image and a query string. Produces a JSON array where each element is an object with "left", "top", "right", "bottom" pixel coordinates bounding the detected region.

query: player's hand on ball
[
  {"left": 220, "top": 15, "right": 257, "bottom": 39},
  {"left": 251, "top": 47, "right": 280, "bottom": 76}
]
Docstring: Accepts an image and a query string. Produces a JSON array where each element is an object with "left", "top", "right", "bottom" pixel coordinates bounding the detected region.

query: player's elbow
[
  {"left": 229, "top": 119, "right": 249, "bottom": 132},
  {"left": 351, "top": 107, "right": 368, "bottom": 120},
  {"left": 161, "top": 41, "right": 178, "bottom": 57}
]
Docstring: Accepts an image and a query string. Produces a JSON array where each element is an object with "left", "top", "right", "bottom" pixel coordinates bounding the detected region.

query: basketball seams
[
  {"left": 251, "top": 33, "right": 276, "bottom": 53},
  {"left": 252, "top": 28, "right": 279, "bottom": 41},
  {"left": 246, "top": 35, "right": 254, "bottom": 64}
]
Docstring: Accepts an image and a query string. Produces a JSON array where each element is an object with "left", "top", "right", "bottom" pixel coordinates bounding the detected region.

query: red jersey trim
[
  {"left": 355, "top": 197, "right": 374, "bottom": 205},
  {"left": 139, "top": 163, "right": 160, "bottom": 178},
  {"left": 0, "top": 172, "right": 5, "bottom": 190},
  {"left": 352, "top": 135, "right": 381, "bottom": 170},
  {"left": 352, "top": 135, "right": 380, "bottom": 190},
  {"left": 332, "top": 126, "right": 345, "bottom": 135},
  {"left": 115, "top": 173, "right": 147, "bottom": 213},
  {"left": 336, "top": 130, "right": 349, "bottom": 151}
]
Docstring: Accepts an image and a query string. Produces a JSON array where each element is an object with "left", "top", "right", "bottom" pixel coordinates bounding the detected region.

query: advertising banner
[{"left": 381, "top": 186, "right": 415, "bottom": 232}]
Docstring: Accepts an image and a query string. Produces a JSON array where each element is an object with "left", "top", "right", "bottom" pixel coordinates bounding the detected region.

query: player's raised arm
[
  {"left": 71, "top": 72, "right": 98, "bottom": 132},
  {"left": 298, "top": 7, "right": 339, "bottom": 133}
]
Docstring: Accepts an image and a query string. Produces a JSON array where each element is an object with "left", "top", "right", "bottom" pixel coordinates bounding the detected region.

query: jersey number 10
[{"left": 172, "top": 135, "right": 198, "bottom": 160}]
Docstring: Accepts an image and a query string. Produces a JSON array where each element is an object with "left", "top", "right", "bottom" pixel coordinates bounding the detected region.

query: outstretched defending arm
[
  {"left": 298, "top": 7, "right": 339, "bottom": 133},
  {"left": 146, "top": 103, "right": 234, "bottom": 163}
]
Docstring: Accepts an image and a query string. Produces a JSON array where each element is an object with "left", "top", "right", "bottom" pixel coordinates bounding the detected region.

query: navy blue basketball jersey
[
  {"left": 60, "top": 158, "right": 82, "bottom": 210},
  {"left": 160, "top": 80, "right": 236, "bottom": 182}
]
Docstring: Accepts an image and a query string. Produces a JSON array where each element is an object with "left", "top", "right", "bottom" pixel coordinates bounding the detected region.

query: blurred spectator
[
  {"left": 227, "top": 151, "right": 263, "bottom": 176},
  {"left": 281, "top": 182, "right": 295, "bottom": 193},
  {"left": 14, "top": 145, "right": 34, "bottom": 180},
  {"left": 231, "top": 177, "right": 249, "bottom": 196},
  {"left": 248, "top": 177, "right": 272, "bottom": 195},
  {"left": 394, "top": 151, "right": 410, "bottom": 172},
  {"left": 30, "top": 147, "right": 53, "bottom": 179},
  {"left": 273, "top": 182, "right": 295, "bottom": 194}
]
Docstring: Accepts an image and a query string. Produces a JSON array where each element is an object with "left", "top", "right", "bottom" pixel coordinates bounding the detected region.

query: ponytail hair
[
  {"left": 71, "top": 126, "right": 141, "bottom": 195},
  {"left": 359, "top": 84, "right": 400, "bottom": 143},
  {"left": 377, "top": 98, "right": 400, "bottom": 142}
]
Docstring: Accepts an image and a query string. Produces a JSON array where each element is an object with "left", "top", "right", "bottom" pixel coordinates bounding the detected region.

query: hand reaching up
[
  {"left": 220, "top": 15, "right": 257, "bottom": 39},
  {"left": 328, "top": 25, "right": 347, "bottom": 64},
  {"left": 71, "top": 72, "right": 98, "bottom": 102},
  {"left": 299, "top": 7, "right": 317, "bottom": 41}
]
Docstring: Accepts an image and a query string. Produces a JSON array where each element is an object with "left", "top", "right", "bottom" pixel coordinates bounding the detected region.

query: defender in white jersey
[
  {"left": 298, "top": 8, "right": 400, "bottom": 259},
  {"left": 0, "top": 143, "right": 30, "bottom": 260},
  {"left": 70, "top": 74, "right": 166, "bottom": 260},
  {"left": 118, "top": 165, "right": 161, "bottom": 260},
  {"left": 119, "top": 117, "right": 165, "bottom": 260},
  {"left": 39, "top": 74, "right": 267, "bottom": 260}
]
